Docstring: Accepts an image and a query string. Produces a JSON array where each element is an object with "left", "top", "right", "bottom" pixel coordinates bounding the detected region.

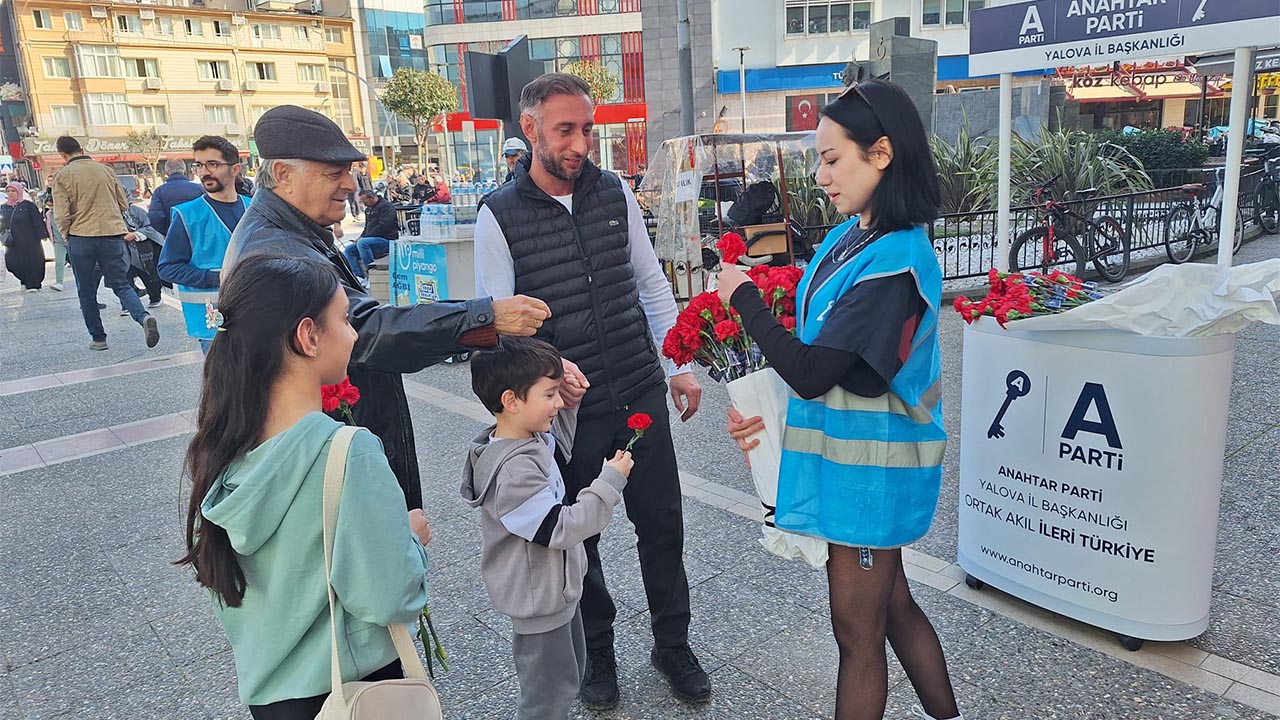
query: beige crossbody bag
[{"left": 316, "top": 425, "right": 444, "bottom": 720}]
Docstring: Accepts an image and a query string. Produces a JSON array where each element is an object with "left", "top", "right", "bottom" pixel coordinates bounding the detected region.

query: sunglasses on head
[{"left": 836, "top": 82, "right": 887, "bottom": 134}]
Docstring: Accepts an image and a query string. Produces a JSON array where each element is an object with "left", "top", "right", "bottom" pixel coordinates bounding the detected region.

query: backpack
[{"left": 726, "top": 181, "right": 779, "bottom": 227}]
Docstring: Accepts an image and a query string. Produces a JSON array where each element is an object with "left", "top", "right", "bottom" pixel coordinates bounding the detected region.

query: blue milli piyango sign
[{"left": 969, "top": 0, "right": 1280, "bottom": 76}]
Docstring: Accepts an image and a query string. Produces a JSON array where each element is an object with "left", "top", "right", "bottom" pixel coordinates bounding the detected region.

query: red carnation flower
[
  {"left": 713, "top": 319, "right": 740, "bottom": 341},
  {"left": 717, "top": 232, "right": 748, "bottom": 264},
  {"left": 321, "top": 376, "right": 361, "bottom": 423},
  {"left": 624, "top": 412, "right": 652, "bottom": 451}
]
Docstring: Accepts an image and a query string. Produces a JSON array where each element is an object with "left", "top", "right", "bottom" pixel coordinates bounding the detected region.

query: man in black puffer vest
[{"left": 475, "top": 74, "right": 710, "bottom": 710}]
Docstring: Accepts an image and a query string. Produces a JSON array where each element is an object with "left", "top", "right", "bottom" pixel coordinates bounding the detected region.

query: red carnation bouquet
[
  {"left": 321, "top": 377, "right": 361, "bottom": 423},
  {"left": 661, "top": 264, "right": 804, "bottom": 383},
  {"left": 954, "top": 269, "right": 1109, "bottom": 328}
]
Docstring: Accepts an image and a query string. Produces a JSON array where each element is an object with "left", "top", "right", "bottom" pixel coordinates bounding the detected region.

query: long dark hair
[
  {"left": 176, "top": 253, "right": 340, "bottom": 607},
  {"left": 820, "top": 79, "right": 941, "bottom": 231}
]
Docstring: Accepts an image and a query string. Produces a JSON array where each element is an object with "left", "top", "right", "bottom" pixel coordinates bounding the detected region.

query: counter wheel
[
  {"left": 1116, "top": 634, "right": 1144, "bottom": 652},
  {"left": 964, "top": 574, "right": 985, "bottom": 590}
]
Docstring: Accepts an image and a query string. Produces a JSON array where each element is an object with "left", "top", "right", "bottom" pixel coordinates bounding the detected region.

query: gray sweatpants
[{"left": 512, "top": 607, "right": 587, "bottom": 720}]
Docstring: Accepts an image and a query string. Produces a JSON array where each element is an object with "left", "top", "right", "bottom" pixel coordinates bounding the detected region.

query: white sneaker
[
  {"left": 26, "top": 287, "right": 39, "bottom": 292},
  {"left": 119, "top": 309, "right": 130, "bottom": 316},
  {"left": 912, "top": 706, "right": 964, "bottom": 720},
  {"left": 50, "top": 283, "right": 63, "bottom": 292}
]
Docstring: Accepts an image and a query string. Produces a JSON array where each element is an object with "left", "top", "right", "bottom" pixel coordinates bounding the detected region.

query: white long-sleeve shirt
[{"left": 474, "top": 181, "right": 689, "bottom": 377}]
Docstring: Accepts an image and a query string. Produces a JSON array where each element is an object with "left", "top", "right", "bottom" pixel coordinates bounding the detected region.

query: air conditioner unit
[
  {"left": 139, "top": 8, "right": 156, "bottom": 18},
  {"left": 243, "top": 80, "right": 259, "bottom": 91},
  {"left": 155, "top": 123, "right": 171, "bottom": 134},
  {"left": 215, "top": 79, "right": 234, "bottom": 91},
  {"left": 142, "top": 77, "right": 163, "bottom": 90},
  {"left": 89, "top": 6, "right": 108, "bottom": 18},
  {"left": 314, "top": 82, "right": 329, "bottom": 93},
  {"left": 231, "top": 14, "right": 246, "bottom": 25}
]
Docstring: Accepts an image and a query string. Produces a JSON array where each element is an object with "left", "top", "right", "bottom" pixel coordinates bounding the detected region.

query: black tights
[{"left": 827, "top": 545, "right": 959, "bottom": 720}]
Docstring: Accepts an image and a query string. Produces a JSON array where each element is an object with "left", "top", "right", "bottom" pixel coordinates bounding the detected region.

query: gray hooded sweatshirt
[{"left": 461, "top": 417, "right": 627, "bottom": 634}]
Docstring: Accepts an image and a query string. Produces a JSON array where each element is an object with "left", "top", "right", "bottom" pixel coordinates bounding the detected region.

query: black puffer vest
[{"left": 484, "top": 159, "right": 664, "bottom": 415}]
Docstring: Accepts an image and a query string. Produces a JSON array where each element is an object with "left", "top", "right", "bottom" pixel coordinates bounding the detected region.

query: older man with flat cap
[{"left": 226, "top": 106, "right": 556, "bottom": 510}]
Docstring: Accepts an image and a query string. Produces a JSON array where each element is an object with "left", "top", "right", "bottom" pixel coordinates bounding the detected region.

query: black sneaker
[
  {"left": 580, "top": 646, "right": 619, "bottom": 710},
  {"left": 142, "top": 315, "right": 160, "bottom": 348},
  {"left": 651, "top": 645, "right": 711, "bottom": 704}
]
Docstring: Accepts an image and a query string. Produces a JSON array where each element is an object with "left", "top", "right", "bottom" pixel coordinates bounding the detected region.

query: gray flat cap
[{"left": 254, "top": 106, "right": 366, "bottom": 164}]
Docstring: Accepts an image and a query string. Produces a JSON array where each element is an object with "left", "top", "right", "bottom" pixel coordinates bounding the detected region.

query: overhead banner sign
[{"left": 969, "top": 0, "right": 1280, "bottom": 77}]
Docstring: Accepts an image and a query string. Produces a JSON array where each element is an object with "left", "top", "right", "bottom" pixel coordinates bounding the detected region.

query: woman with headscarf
[{"left": 2, "top": 181, "right": 49, "bottom": 291}]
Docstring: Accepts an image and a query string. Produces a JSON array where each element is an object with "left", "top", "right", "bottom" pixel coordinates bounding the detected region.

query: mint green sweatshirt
[{"left": 200, "top": 412, "right": 429, "bottom": 706}]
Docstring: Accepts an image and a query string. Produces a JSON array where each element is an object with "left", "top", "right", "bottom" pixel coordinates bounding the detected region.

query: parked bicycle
[
  {"left": 1008, "top": 174, "right": 1131, "bottom": 281},
  {"left": 1251, "top": 146, "right": 1280, "bottom": 235},
  {"left": 1162, "top": 167, "right": 1244, "bottom": 263}
]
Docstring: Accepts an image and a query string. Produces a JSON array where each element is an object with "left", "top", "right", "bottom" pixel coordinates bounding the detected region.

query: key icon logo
[{"left": 988, "top": 370, "right": 1031, "bottom": 440}]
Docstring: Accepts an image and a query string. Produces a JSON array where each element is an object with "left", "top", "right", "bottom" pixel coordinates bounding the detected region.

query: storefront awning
[
  {"left": 1193, "top": 47, "right": 1280, "bottom": 76},
  {"left": 1065, "top": 85, "right": 1139, "bottom": 102}
]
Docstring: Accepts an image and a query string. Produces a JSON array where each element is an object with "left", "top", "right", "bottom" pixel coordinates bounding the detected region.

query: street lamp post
[{"left": 732, "top": 46, "right": 750, "bottom": 133}]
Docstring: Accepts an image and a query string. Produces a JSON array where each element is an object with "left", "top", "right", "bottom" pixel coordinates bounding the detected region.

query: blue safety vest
[
  {"left": 776, "top": 218, "right": 947, "bottom": 549},
  {"left": 172, "top": 195, "right": 249, "bottom": 340}
]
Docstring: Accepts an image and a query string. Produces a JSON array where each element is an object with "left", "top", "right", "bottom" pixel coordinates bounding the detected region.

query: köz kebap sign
[{"left": 969, "top": 0, "right": 1280, "bottom": 77}]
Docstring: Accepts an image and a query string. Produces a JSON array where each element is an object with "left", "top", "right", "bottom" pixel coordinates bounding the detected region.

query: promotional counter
[
  {"left": 389, "top": 226, "right": 477, "bottom": 308},
  {"left": 956, "top": 316, "right": 1236, "bottom": 650}
]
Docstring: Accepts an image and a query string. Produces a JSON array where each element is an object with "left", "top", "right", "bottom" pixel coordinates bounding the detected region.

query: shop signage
[
  {"left": 22, "top": 135, "right": 209, "bottom": 156},
  {"left": 957, "top": 322, "right": 1234, "bottom": 639},
  {"left": 970, "top": 0, "right": 1280, "bottom": 76},
  {"left": 1063, "top": 70, "right": 1225, "bottom": 89},
  {"left": 390, "top": 241, "right": 449, "bottom": 307}
]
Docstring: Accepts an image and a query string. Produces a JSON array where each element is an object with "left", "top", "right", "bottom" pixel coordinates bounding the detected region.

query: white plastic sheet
[
  {"left": 726, "top": 368, "right": 828, "bottom": 569},
  {"left": 1010, "top": 260, "right": 1280, "bottom": 337}
]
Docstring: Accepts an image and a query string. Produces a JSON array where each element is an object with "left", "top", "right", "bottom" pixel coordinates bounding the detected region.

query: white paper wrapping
[
  {"left": 726, "top": 368, "right": 829, "bottom": 569},
  {"left": 1010, "top": 260, "right": 1280, "bottom": 337}
]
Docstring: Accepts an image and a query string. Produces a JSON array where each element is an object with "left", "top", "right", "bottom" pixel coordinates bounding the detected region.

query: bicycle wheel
[
  {"left": 1255, "top": 182, "right": 1279, "bottom": 235},
  {"left": 1009, "top": 226, "right": 1086, "bottom": 277},
  {"left": 1163, "top": 205, "right": 1196, "bottom": 264},
  {"left": 1090, "top": 216, "right": 1130, "bottom": 282}
]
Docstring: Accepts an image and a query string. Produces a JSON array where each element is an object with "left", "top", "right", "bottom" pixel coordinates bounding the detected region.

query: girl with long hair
[
  {"left": 719, "top": 80, "right": 962, "bottom": 720},
  {"left": 177, "top": 253, "right": 432, "bottom": 720}
]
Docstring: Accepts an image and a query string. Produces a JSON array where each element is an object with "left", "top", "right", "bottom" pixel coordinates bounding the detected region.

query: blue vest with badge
[
  {"left": 172, "top": 195, "right": 250, "bottom": 340},
  {"left": 776, "top": 218, "right": 946, "bottom": 549}
]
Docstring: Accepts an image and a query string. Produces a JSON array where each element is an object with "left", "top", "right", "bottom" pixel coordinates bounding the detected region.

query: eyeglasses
[{"left": 191, "top": 161, "right": 232, "bottom": 172}]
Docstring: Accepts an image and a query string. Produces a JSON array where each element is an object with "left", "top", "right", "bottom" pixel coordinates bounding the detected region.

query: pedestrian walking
[
  {"left": 177, "top": 253, "right": 433, "bottom": 720},
  {"left": 51, "top": 135, "right": 160, "bottom": 351},
  {"left": 159, "top": 136, "right": 251, "bottom": 355},
  {"left": 341, "top": 189, "right": 397, "bottom": 279},
  {"left": 224, "top": 105, "right": 552, "bottom": 512},
  {"left": 462, "top": 337, "right": 633, "bottom": 720},
  {"left": 1, "top": 181, "right": 48, "bottom": 291},
  {"left": 40, "top": 191, "right": 67, "bottom": 291},
  {"left": 721, "top": 80, "right": 963, "bottom": 720},
  {"left": 147, "top": 159, "right": 204, "bottom": 235},
  {"left": 123, "top": 202, "right": 165, "bottom": 307},
  {"left": 474, "top": 73, "right": 710, "bottom": 710}
]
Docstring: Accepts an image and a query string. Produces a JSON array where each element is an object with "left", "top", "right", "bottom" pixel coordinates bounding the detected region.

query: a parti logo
[
  {"left": 1059, "top": 382, "right": 1124, "bottom": 471},
  {"left": 1018, "top": 5, "right": 1046, "bottom": 45}
]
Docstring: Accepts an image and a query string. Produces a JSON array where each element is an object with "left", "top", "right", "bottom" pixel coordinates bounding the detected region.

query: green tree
[
  {"left": 380, "top": 67, "right": 459, "bottom": 168},
  {"left": 563, "top": 60, "right": 619, "bottom": 105}
]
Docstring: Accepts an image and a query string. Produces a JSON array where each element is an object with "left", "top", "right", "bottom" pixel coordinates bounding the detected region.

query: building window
[
  {"left": 517, "top": 0, "right": 578, "bottom": 19},
  {"left": 156, "top": 17, "right": 174, "bottom": 35},
  {"left": 463, "top": 1, "right": 503, "bottom": 22},
  {"left": 76, "top": 46, "right": 122, "bottom": 78},
  {"left": 42, "top": 57, "right": 71, "bottom": 78},
  {"left": 198, "top": 60, "right": 231, "bottom": 80},
  {"left": 86, "top": 93, "right": 130, "bottom": 126},
  {"left": 115, "top": 14, "right": 142, "bottom": 34},
  {"left": 294, "top": 25, "right": 309, "bottom": 41},
  {"left": 247, "top": 62, "right": 277, "bottom": 81},
  {"left": 124, "top": 58, "right": 160, "bottom": 78},
  {"left": 1264, "top": 94, "right": 1279, "bottom": 120},
  {"left": 425, "top": 0, "right": 455, "bottom": 25},
  {"left": 32, "top": 10, "right": 52, "bottom": 29},
  {"left": 252, "top": 23, "right": 281, "bottom": 40},
  {"left": 250, "top": 105, "right": 275, "bottom": 124},
  {"left": 598, "top": 0, "right": 620, "bottom": 12},
  {"left": 205, "top": 105, "right": 237, "bottom": 124},
  {"left": 185, "top": 18, "right": 203, "bottom": 36},
  {"left": 786, "top": 2, "right": 872, "bottom": 35},
  {"left": 945, "top": 0, "right": 964, "bottom": 24},
  {"left": 327, "top": 61, "right": 355, "bottom": 133},
  {"left": 298, "top": 63, "right": 326, "bottom": 82},
  {"left": 130, "top": 105, "right": 168, "bottom": 126},
  {"left": 50, "top": 105, "right": 81, "bottom": 127},
  {"left": 922, "top": 0, "right": 941, "bottom": 25},
  {"left": 325, "top": 27, "right": 343, "bottom": 43},
  {"left": 64, "top": 11, "right": 82, "bottom": 30},
  {"left": 212, "top": 20, "right": 231, "bottom": 37}
]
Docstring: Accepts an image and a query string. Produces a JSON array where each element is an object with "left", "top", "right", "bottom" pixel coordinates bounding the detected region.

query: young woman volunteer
[
  {"left": 177, "top": 254, "right": 433, "bottom": 720},
  {"left": 719, "top": 80, "right": 962, "bottom": 720}
]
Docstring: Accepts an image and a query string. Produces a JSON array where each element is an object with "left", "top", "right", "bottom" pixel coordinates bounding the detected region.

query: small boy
[{"left": 462, "top": 337, "right": 633, "bottom": 720}]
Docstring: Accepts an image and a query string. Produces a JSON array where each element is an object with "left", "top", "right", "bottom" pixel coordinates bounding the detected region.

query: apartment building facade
[{"left": 10, "top": 0, "right": 366, "bottom": 182}]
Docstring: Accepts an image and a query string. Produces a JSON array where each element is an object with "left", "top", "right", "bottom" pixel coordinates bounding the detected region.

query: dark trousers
[
  {"left": 125, "top": 239, "right": 162, "bottom": 303},
  {"left": 247, "top": 660, "right": 403, "bottom": 719},
  {"left": 67, "top": 235, "right": 148, "bottom": 341},
  {"left": 560, "top": 383, "right": 691, "bottom": 651}
]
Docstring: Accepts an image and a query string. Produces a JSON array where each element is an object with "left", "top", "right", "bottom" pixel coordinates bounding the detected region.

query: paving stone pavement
[{"left": 0, "top": 233, "right": 1278, "bottom": 719}]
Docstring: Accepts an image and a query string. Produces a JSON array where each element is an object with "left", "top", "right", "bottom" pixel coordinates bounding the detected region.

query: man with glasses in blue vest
[{"left": 158, "top": 136, "right": 250, "bottom": 354}]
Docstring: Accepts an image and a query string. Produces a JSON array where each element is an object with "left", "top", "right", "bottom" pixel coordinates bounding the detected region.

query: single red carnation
[
  {"left": 717, "top": 232, "right": 748, "bottom": 264},
  {"left": 627, "top": 413, "right": 653, "bottom": 431},
  {"left": 322, "top": 395, "right": 341, "bottom": 413},
  {"left": 336, "top": 378, "right": 361, "bottom": 406},
  {"left": 780, "top": 315, "right": 797, "bottom": 331},
  {"left": 713, "top": 319, "right": 740, "bottom": 341}
]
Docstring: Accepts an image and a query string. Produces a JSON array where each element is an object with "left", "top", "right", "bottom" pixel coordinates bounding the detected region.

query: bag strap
[{"left": 321, "top": 425, "right": 430, "bottom": 710}]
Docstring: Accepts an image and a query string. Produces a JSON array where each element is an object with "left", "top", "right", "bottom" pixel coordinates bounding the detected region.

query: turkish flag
[{"left": 786, "top": 95, "right": 820, "bottom": 132}]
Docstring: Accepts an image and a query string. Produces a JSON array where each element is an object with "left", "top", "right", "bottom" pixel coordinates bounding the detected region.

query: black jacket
[
  {"left": 225, "top": 187, "right": 497, "bottom": 509},
  {"left": 484, "top": 157, "right": 664, "bottom": 415},
  {"left": 360, "top": 197, "right": 400, "bottom": 240}
]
